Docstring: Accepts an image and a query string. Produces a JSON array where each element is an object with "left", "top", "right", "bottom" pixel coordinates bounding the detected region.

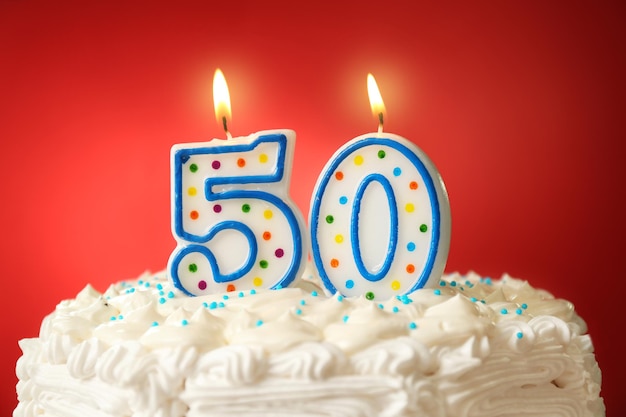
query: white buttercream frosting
[{"left": 14, "top": 270, "right": 604, "bottom": 417}]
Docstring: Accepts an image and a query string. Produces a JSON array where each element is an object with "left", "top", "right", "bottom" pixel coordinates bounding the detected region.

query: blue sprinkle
[
  {"left": 481, "top": 300, "right": 486, "bottom": 304},
  {"left": 470, "top": 297, "right": 478, "bottom": 303},
  {"left": 409, "top": 322, "right": 417, "bottom": 330},
  {"left": 434, "top": 289, "right": 441, "bottom": 296},
  {"left": 144, "top": 282, "right": 150, "bottom": 287},
  {"left": 159, "top": 290, "right": 165, "bottom": 296},
  {"left": 516, "top": 308, "right": 523, "bottom": 315},
  {"left": 181, "top": 319, "right": 188, "bottom": 326},
  {"left": 392, "top": 306, "right": 399, "bottom": 313},
  {"left": 450, "top": 281, "right": 457, "bottom": 287},
  {"left": 159, "top": 297, "right": 166, "bottom": 304},
  {"left": 151, "top": 321, "right": 159, "bottom": 326},
  {"left": 275, "top": 284, "right": 283, "bottom": 290},
  {"left": 138, "top": 280, "right": 144, "bottom": 285},
  {"left": 238, "top": 291, "right": 244, "bottom": 298},
  {"left": 439, "top": 280, "right": 446, "bottom": 287},
  {"left": 521, "top": 303, "right": 528, "bottom": 309},
  {"left": 337, "top": 295, "right": 344, "bottom": 302},
  {"left": 222, "top": 295, "right": 229, "bottom": 300},
  {"left": 516, "top": 332, "right": 524, "bottom": 339},
  {"left": 202, "top": 302, "right": 209, "bottom": 308},
  {"left": 218, "top": 302, "right": 225, "bottom": 308},
  {"left": 256, "top": 319, "right": 263, "bottom": 327},
  {"left": 110, "top": 316, "right": 116, "bottom": 321},
  {"left": 342, "top": 315, "right": 349, "bottom": 323},
  {"left": 311, "top": 291, "right": 318, "bottom": 297},
  {"left": 118, "top": 315, "right": 123, "bottom": 320},
  {"left": 250, "top": 289, "right": 257, "bottom": 295},
  {"left": 167, "top": 291, "right": 174, "bottom": 299},
  {"left": 156, "top": 283, "right": 163, "bottom": 290},
  {"left": 378, "top": 303, "right": 384, "bottom": 309},
  {"left": 300, "top": 299, "right": 306, "bottom": 306},
  {"left": 209, "top": 301, "right": 218, "bottom": 310},
  {"left": 501, "top": 308, "right": 508, "bottom": 315},
  {"left": 295, "top": 308, "right": 302, "bottom": 315},
  {"left": 484, "top": 277, "right": 493, "bottom": 285}
]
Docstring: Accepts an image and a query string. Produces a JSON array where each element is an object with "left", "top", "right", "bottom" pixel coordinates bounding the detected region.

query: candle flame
[
  {"left": 213, "top": 68, "right": 232, "bottom": 139},
  {"left": 367, "top": 73, "right": 386, "bottom": 133}
]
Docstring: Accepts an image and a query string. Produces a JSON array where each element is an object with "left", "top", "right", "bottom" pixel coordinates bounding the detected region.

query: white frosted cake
[{"left": 14, "top": 268, "right": 604, "bottom": 417}]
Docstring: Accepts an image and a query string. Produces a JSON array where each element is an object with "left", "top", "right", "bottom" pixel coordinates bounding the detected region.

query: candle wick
[
  {"left": 377, "top": 112, "right": 384, "bottom": 134},
  {"left": 222, "top": 116, "right": 232, "bottom": 140}
]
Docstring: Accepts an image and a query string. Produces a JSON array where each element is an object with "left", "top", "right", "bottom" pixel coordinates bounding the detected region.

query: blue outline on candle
[
  {"left": 310, "top": 137, "right": 441, "bottom": 295},
  {"left": 351, "top": 173, "right": 398, "bottom": 282},
  {"left": 170, "top": 133, "right": 303, "bottom": 295}
]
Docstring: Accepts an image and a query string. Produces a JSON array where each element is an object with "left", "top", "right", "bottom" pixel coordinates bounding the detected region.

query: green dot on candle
[
  {"left": 189, "top": 263, "right": 198, "bottom": 273},
  {"left": 420, "top": 224, "right": 428, "bottom": 233},
  {"left": 189, "top": 163, "right": 198, "bottom": 173},
  {"left": 326, "top": 215, "right": 334, "bottom": 224},
  {"left": 242, "top": 203, "right": 251, "bottom": 213},
  {"left": 260, "top": 260, "right": 269, "bottom": 269},
  {"left": 365, "top": 291, "right": 375, "bottom": 300},
  {"left": 377, "top": 150, "right": 386, "bottom": 159}
]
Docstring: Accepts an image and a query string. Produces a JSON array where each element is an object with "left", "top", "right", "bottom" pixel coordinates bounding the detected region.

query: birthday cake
[{"left": 14, "top": 267, "right": 604, "bottom": 417}]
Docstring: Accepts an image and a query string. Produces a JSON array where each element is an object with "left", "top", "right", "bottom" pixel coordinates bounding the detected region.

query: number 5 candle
[
  {"left": 309, "top": 74, "right": 451, "bottom": 300},
  {"left": 168, "top": 69, "right": 307, "bottom": 296}
]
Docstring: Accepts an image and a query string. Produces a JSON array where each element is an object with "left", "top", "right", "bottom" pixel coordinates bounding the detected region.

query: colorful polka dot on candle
[
  {"left": 226, "top": 284, "right": 236, "bottom": 292},
  {"left": 253, "top": 277, "right": 263, "bottom": 286},
  {"left": 259, "top": 153, "right": 268, "bottom": 163},
  {"left": 407, "top": 242, "right": 416, "bottom": 251},
  {"left": 213, "top": 204, "right": 222, "bottom": 213},
  {"left": 335, "top": 234, "right": 344, "bottom": 243},
  {"left": 330, "top": 258, "right": 339, "bottom": 268},
  {"left": 275, "top": 248, "right": 284, "bottom": 258},
  {"left": 242, "top": 203, "right": 251, "bottom": 213},
  {"left": 212, "top": 160, "right": 221, "bottom": 170},
  {"left": 339, "top": 196, "right": 348, "bottom": 205},
  {"left": 405, "top": 203, "right": 415, "bottom": 213},
  {"left": 325, "top": 215, "right": 334, "bottom": 224},
  {"left": 391, "top": 280, "right": 401, "bottom": 290},
  {"left": 393, "top": 167, "right": 402, "bottom": 176},
  {"left": 237, "top": 158, "right": 246, "bottom": 167},
  {"left": 346, "top": 279, "right": 354, "bottom": 289},
  {"left": 188, "top": 263, "right": 197, "bottom": 273},
  {"left": 260, "top": 260, "right": 269, "bottom": 269},
  {"left": 420, "top": 224, "right": 428, "bottom": 232},
  {"left": 262, "top": 231, "right": 271, "bottom": 240},
  {"left": 335, "top": 171, "right": 344, "bottom": 180},
  {"left": 188, "top": 187, "right": 197, "bottom": 196},
  {"left": 190, "top": 210, "right": 199, "bottom": 220},
  {"left": 264, "top": 210, "right": 273, "bottom": 219},
  {"left": 365, "top": 291, "right": 375, "bottom": 300},
  {"left": 409, "top": 181, "right": 418, "bottom": 190},
  {"left": 189, "top": 163, "right": 198, "bottom": 173},
  {"left": 198, "top": 280, "right": 207, "bottom": 290},
  {"left": 377, "top": 150, "right": 386, "bottom": 159},
  {"left": 406, "top": 264, "right": 415, "bottom": 273}
]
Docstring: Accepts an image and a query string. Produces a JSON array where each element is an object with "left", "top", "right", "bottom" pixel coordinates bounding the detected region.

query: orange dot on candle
[
  {"left": 263, "top": 231, "right": 272, "bottom": 240},
  {"left": 190, "top": 210, "right": 199, "bottom": 220},
  {"left": 409, "top": 181, "right": 418, "bottom": 190},
  {"left": 406, "top": 264, "right": 415, "bottom": 273},
  {"left": 330, "top": 258, "right": 339, "bottom": 268},
  {"left": 237, "top": 158, "right": 246, "bottom": 167},
  {"left": 335, "top": 171, "right": 344, "bottom": 181}
]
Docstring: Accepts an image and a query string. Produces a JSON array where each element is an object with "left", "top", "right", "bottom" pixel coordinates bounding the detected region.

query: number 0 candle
[
  {"left": 309, "top": 74, "right": 451, "bottom": 300},
  {"left": 168, "top": 69, "right": 307, "bottom": 296}
]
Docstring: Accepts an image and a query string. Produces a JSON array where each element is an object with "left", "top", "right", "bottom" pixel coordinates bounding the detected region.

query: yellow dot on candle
[
  {"left": 354, "top": 155, "right": 364, "bottom": 165},
  {"left": 188, "top": 187, "right": 197, "bottom": 196},
  {"left": 259, "top": 153, "right": 268, "bottom": 163},
  {"left": 335, "top": 234, "right": 344, "bottom": 243},
  {"left": 264, "top": 209, "right": 273, "bottom": 219},
  {"left": 253, "top": 277, "right": 263, "bottom": 286},
  {"left": 391, "top": 280, "right": 401, "bottom": 290},
  {"left": 405, "top": 203, "right": 415, "bottom": 213}
]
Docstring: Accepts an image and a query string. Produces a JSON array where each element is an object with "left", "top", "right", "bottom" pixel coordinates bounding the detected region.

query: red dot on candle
[
  {"left": 212, "top": 160, "right": 221, "bottom": 169},
  {"left": 213, "top": 204, "right": 222, "bottom": 213},
  {"left": 409, "top": 181, "right": 418, "bottom": 190},
  {"left": 263, "top": 231, "right": 272, "bottom": 240},
  {"left": 198, "top": 280, "right": 207, "bottom": 290},
  {"left": 237, "top": 158, "right": 246, "bottom": 167},
  {"left": 275, "top": 248, "right": 284, "bottom": 258},
  {"left": 330, "top": 258, "right": 339, "bottom": 268},
  {"left": 406, "top": 264, "right": 415, "bottom": 273},
  {"left": 226, "top": 284, "right": 236, "bottom": 292},
  {"left": 190, "top": 210, "right": 199, "bottom": 220},
  {"left": 335, "top": 171, "right": 344, "bottom": 181}
]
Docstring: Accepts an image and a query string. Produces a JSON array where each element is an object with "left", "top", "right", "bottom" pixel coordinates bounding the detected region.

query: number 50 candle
[
  {"left": 309, "top": 74, "right": 451, "bottom": 301},
  {"left": 168, "top": 69, "right": 307, "bottom": 296}
]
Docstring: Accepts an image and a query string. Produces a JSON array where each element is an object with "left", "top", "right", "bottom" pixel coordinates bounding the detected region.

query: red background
[{"left": 1, "top": 1, "right": 624, "bottom": 415}]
